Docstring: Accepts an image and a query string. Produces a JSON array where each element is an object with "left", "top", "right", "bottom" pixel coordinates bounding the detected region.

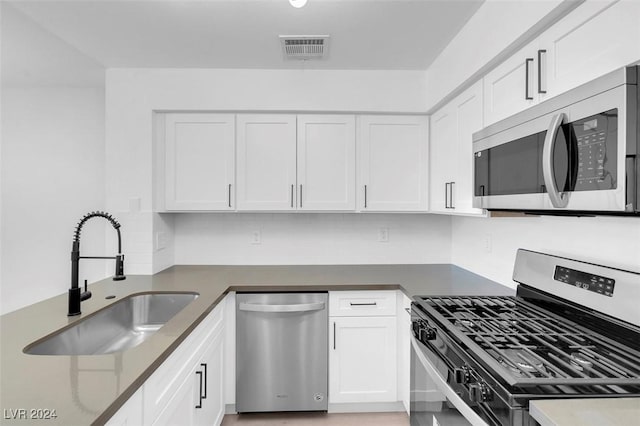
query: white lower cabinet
[
  {"left": 106, "top": 300, "right": 226, "bottom": 426},
  {"left": 105, "top": 389, "right": 144, "bottom": 426},
  {"left": 328, "top": 291, "right": 399, "bottom": 405},
  {"left": 154, "top": 328, "right": 224, "bottom": 426},
  {"left": 329, "top": 316, "right": 398, "bottom": 404}
]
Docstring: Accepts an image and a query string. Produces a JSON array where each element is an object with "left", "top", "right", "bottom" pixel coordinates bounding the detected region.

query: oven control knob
[
  {"left": 412, "top": 320, "right": 425, "bottom": 338},
  {"left": 454, "top": 367, "right": 471, "bottom": 384},
  {"left": 420, "top": 326, "right": 436, "bottom": 342},
  {"left": 468, "top": 382, "right": 491, "bottom": 403}
]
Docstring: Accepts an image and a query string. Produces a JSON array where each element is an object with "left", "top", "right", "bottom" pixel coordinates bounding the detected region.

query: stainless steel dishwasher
[{"left": 236, "top": 292, "right": 328, "bottom": 413}]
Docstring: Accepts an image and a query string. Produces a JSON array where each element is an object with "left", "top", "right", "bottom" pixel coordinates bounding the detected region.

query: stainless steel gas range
[{"left": 410, "top": 249, "right": 640, "bottom": 426}]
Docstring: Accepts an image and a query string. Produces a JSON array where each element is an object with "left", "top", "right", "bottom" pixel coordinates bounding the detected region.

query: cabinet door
[
  {"left": 297, "top": 115, "right": 356, "bottom": 211},
  {"left": 165, "top": 114, "right": 235, "bottom": 211},
  {"left": 398, "top": 294, "right": 411, "bottom": 415},
  {"left": 105, "top": 389, "right": 143, "bottom": 426},
  {"left": 152, "top": 365, "right": 198, "bottom": 426},
  {"left": 429, "top": 108, "right": 456, "bottom": 213},
  {"left": 453, "top": 81, "right": 484, "bottom": 215},
  {"left": 483, "top": 40, "right": 540, "bottom": 126},
  {"left": 539, "top": 0, "right": 640, "bottom": 98},
  {"left": 194, "top": 329, "right": 225, "bottom": 426},
  {"left": 236, "top": 114, "right": 297, "bottom": 210},
  {"left": 359, "top": 116, "right": 428, "bottom": 211},
  {"left": 329, "top": 316, "right": 397, "bottom": 403}
]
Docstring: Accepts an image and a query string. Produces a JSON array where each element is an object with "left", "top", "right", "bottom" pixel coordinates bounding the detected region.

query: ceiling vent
[{"left": 280, "top": 35, "right": 330, "bottom": 60}]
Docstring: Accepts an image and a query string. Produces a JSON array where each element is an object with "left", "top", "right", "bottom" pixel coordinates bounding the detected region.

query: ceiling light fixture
[{"left": 289, "top": 0, "right": 307, "bottom": 8}]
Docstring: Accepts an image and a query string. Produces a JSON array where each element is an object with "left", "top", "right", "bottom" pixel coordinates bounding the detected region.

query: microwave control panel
[
  {"left": 572, "top": 109, "right": 617, "bottom": 191},
  {"left": 554, "top": 265, "right": 615, "bottom": 297}
]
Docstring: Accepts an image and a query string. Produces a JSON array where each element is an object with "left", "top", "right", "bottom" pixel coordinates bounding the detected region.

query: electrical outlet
[
  {"left": 251, "top": 230, "right": 261, "bottom": 245},
  {"left": 378, "top": 227, "right": 389, "bottom": 243},
  {"left": 483, "top": 234, "right": 492, "bottom": 253},
  {"left": 155, "top": 232, "right": 167, "bottom": 251}
]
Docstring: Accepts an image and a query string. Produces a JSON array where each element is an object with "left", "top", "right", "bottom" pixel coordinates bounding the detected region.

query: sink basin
[{"left": 24, "top": 292, "right": 199, "bottom": 356}]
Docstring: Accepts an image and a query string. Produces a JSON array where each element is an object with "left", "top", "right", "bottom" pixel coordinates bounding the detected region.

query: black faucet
[{"left": 68, "top": 211, "right": 126, "bottom": 316}]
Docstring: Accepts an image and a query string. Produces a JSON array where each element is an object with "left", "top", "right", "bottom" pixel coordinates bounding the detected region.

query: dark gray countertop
[{"left": 0, "top": 264, "right": 513, "bottom": 425}]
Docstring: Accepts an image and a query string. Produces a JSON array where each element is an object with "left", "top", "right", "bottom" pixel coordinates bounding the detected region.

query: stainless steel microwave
[{"left": 473, "top": 65, "right": 639, "bottom": 214}]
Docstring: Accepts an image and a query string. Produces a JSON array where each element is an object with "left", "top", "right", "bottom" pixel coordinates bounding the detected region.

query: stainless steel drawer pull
[
  {"left": 291, "top": 184, "right": 294, "bottom": 208},
  {"left": 239, "top": 302, "right": 325, "bottom": 313},
  {"left": 350, "top": 302, "right": 377, "bottom": 306},
  {"left": 228, "top": 184, "right": 232, "bottom": 208}
]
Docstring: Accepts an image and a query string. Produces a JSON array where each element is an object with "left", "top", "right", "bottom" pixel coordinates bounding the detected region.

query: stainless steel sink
[{"left": 24, "top": 292, "right": 199, "bottom": 356}]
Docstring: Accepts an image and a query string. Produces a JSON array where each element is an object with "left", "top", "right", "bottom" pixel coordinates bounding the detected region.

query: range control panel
[{"left": 554, "top": 266, "right": 615, "bottom": 297}]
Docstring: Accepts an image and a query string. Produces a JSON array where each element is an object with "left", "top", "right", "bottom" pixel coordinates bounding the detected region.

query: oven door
[
  {"left": 410, "top": 335, "right": 488, "bottom": 426},
  {"left": 473, "top": 82, "right": 630, "bottom": 212}
]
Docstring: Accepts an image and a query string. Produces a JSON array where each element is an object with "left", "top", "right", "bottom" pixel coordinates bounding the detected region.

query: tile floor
[{"left": 221, "top": 412, "right": 409, "bottom": 426}]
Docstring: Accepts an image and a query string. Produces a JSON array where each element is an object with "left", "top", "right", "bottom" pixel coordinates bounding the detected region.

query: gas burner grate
[{"left": 421, "top": 296, "right": 640, "bottom": 388}]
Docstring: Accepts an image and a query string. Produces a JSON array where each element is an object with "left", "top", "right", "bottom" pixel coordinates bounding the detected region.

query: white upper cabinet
[
  {"left": 297, "top": 115, "right": 356, "bottom": 211},
  {"left": 454, "top": 82, "right": 484, "bottom": 215},
  {"left": 483, "top": 39, "right": 540, "bottom": 126},
  {"left": 539, "top": 0, "right": 640, "bottom": 98},
  {"left": 236, "top": 114, "right": 297, "bottom": 211},
  {"left": 430, "top": 81, "right": 484, "bottom": 215},
  {"left": 429, "top": 108, "right": 456, "bottom": 213},
  {"left": 358, "top": 115, "right": 429, "bottom": 212},
  {"left": 484, "top": 0, "right": 640, "bottom": 126},
  {"left": 164, "top": 113, "right": 235, "bottom": 211}
]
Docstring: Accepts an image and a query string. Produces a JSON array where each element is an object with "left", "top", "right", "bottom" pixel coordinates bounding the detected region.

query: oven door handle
[
  {"left": 411, "top": 337, "right": 489, "bottom": 426},
  {"left": 542, "top": 112, "right": 570, "bottom": 208}
]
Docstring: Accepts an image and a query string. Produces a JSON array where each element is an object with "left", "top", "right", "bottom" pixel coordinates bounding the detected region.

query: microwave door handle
[{"left": 542, "top": 113, "right": 569, "bottom": 208}]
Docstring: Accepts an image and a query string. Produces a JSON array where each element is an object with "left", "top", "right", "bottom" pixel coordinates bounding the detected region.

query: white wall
[
  {"left": 451, "top": 215, "right": 640, "bottom": 288},
  {"left": 0, "top": 88, "right": 106, "bottom": 314},
  {"left": 175, "top": 213, "right": 451, "bottom": 265},
  {"left": 0, "top": 4, "right": 107, "bottom": 314},
  {"left": 106, "top": 68, "right": 435, "bottom": 272}
]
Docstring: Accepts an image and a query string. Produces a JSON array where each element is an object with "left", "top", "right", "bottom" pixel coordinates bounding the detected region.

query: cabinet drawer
[
  {"left": 329, "top": 291, "right": 396, "bottom": 316},
  {"left": 143, "top": 301, "right": 224, "bottom": 422}
]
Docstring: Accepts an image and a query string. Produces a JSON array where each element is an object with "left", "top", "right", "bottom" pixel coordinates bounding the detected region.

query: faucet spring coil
[{"left": 73, "top": 210, "right": 121, "bottom": 242}]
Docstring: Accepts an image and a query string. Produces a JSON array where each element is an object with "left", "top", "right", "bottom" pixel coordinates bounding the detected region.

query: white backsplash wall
[
  {"left": 451, "top": 215, "right": 640, "bottom": 289},
  {"left": 174, "top": 214, "right": 451, "bottom": 265}
]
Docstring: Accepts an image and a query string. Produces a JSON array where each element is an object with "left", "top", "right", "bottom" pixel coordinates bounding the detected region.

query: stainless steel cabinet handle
[
  {"left": 445, "top": 182, "right": 450, "bottom": 209},
  {"left": 333, "top": 322, "right": 336, "bottom": 350},
  {"left": 525, "top": 58, "right": 534, "bottom": 100},
  {"left": 542, "top": 113, "right": 569, "bottom": 208},
  {"left": 405, "top": 307, "right": 411, "bottom": 315},
  {"left": 300, "top": 184, "right": 303, "bottom": 208},
  {"left": 538, "top": 49, "right": 547, "bottom": 94},
  {"left": 291, "top": 184, "right": 294, "bottom": 208},
  {"left": 201, "top": 363, "right": 207, "bottom": 399},
  {"left": 195, "top": 370, "right": 203, "bottom": 409},
  {"left": 350, "top": 302, "right": 377, "bottom": 306},
  {"left": 364, "top": 185, "right": 368, "bottom": 208},
  {"left": 228, "top": 184, "right": 232, "bottom": 208},
  {"left": 238, "top": 302, "right": 325, "bottom": 313},
  {"left": 450, "top": 182, "right": 455, "bottom": 209}
]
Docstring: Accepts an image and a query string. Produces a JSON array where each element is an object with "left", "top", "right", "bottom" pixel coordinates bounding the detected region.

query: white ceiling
[{"left": 4, "top": 0, "right": 483, "bottom": 70}]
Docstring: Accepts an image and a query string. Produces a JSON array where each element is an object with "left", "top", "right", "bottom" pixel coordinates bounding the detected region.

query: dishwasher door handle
[{"left": 238, "top": 302, "right": 325, "bottom": 313}]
